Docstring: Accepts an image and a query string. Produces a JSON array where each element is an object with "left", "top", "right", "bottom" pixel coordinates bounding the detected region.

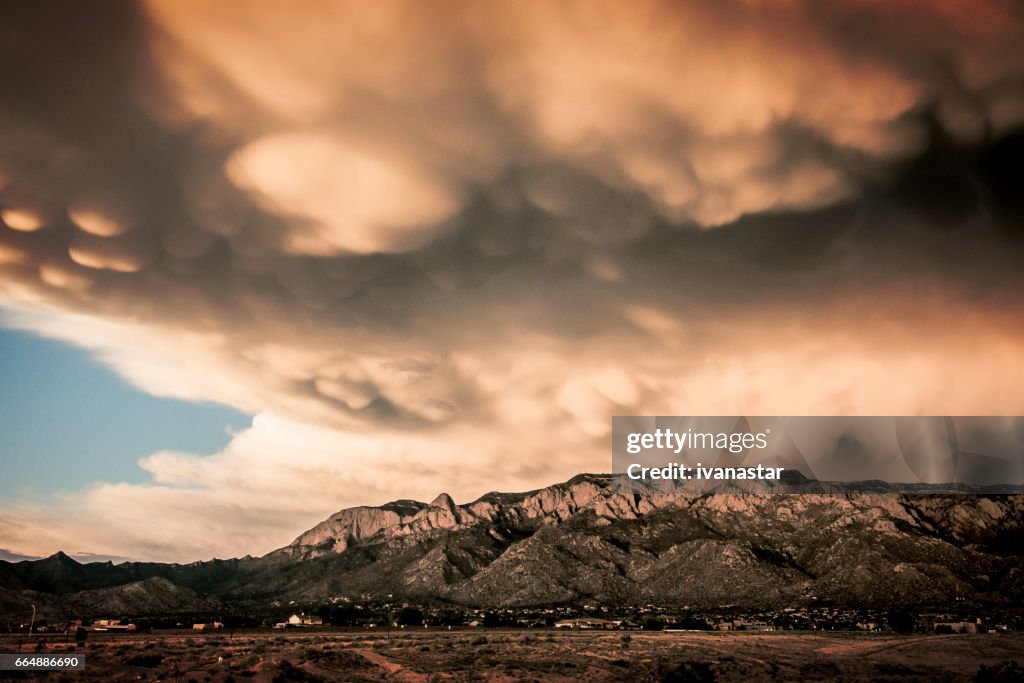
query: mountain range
[{"left": 2, "top": 474, "right": 1023, "bottom": 620}]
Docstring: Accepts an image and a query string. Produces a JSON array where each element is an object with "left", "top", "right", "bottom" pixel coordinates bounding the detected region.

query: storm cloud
[{"left": 1, "top": 0, "right": 1023, "bottom": 560}]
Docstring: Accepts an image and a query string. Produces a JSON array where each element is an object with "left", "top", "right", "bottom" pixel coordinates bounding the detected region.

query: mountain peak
[
  {"left": 45, "top": 551, "right": 79, "bottom": 565},
  {"left": 429, "top": 492, "right": 456, "bottom": 510}
]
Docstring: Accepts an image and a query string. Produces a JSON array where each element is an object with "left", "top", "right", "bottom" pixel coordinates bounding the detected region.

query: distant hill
[
  {"left": 0, "top": 549, "right": 39, "bottom": 562},
  {"left": 3, "top": 474, "right": 1023, "bottom": 619}
]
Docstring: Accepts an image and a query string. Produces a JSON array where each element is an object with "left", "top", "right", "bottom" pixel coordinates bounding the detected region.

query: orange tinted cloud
[
  {"left": 0, "top": 0, "right": 1022, "bottom": 559},
  {"left": 146, "top": 0, "right": 1024, "bottom": 235}
]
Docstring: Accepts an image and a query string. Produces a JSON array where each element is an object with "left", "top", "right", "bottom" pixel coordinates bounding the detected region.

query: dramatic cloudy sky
[{"left": 1, "top": 0, "right": 1023, "bottom": 562}]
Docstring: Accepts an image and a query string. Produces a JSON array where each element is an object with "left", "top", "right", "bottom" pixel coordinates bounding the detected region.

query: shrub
[{"left": 126, "top": 653, "right": 165, "bottom": 668}]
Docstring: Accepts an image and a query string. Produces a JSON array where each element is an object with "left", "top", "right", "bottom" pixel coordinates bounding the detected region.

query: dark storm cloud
[
  {"left": 1, "top": 0, "right": 1024, "bottom": 560},
  {"left": 1, "top": 2, "right": 1023, "bottom": 404}
]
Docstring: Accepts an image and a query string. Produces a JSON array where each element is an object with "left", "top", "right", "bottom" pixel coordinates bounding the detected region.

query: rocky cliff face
[
  {"left": 3, "top": 474, "right": 1023, "bottom": 616},
  {"left": 284, "top": 475, "right": 609, "bottom": 558},
  {"left": 271, "top": 474, "right": 1024, "bottom": 608}
]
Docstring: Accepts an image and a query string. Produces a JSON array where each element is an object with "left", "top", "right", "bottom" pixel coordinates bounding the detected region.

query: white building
[{"left": 287, "top": 614, "right": 323, "bottom": 626}]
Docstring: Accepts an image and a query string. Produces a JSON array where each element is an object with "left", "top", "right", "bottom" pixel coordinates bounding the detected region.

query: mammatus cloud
[
  {"left": 0, "top": 0, "right": 1023, "bottom": 560},
  {"left": 147, "top": 0, "right": 1024, "bottom": 236}
]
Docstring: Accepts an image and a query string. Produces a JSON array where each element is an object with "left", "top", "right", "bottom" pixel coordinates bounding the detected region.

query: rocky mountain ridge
[
  {"left": 2, "top": 474, "right": 1023, "bottom": 618},
  {"left": 283, "top": 475, "right": 611, "bottom": 558}
]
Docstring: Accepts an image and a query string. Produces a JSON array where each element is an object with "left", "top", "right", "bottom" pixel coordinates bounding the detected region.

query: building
[
  {"left": 934, "top": 620, "right": 980, "bottom": 634},
  {"left": 284, "top": 614, "right": 323, "bottom": 627},
  {"left": 192, "top": 622, "right": 224, "bottom": 631},
  {"left": 554, "top": 617, "right": 616, "bottom": 630},
  {"left": 91, "top": 619, "right": 136, "bottom": 631}
]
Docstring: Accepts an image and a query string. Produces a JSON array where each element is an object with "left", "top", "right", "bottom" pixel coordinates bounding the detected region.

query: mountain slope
[{"left": 2, "top": 474, "right": 1023, "bottom": 617}]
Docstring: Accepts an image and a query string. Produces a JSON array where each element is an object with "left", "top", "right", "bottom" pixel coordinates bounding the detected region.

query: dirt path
[
  {"left": 352, "top": 647, "right": 429, "bottom": 682},
  {"left": 814, "top": 633, "right": 965, "bottom": 658}
]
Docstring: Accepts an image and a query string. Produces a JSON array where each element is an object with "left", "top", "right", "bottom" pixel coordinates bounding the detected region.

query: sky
[
  {"left": 0, "top": 0, "right": 1023, "bottom": 562},
  {"left": 0, "top": 324, "right": 249, "bottom": 496}
]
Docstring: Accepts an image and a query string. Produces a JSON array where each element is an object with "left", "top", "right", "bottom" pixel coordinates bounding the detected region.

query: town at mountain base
[{"left": 2, "top": 474, "right": 1023, "bottom": 620}]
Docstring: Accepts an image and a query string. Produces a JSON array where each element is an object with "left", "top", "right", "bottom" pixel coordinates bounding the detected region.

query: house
[
  {"left": 192, "top": 622, "right": 224, "bottom": 631},
  {"left": 728, "top": 619, "right": 774, "bottom": 632},
  {"left": 91, "top": 619, "right": 136, "bottom": 632},
  {"left": 287, "top": 614, "right": 323, "bottom": 626},
  {"left": 554, "top": 618, "right": 615, "bottom": 630},
  {"left": 934, "top": 620, "right": 980, "bottom": 634}
]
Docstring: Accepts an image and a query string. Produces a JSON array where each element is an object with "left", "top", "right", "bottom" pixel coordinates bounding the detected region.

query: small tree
[
  {"left": 396, "top": 607, "right": 423, "bottom": 627},
  {"left": 642, "top": 617, "right": 663, "bottom": 631}
]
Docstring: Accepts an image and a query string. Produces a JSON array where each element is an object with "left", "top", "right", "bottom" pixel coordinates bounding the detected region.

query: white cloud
[{"left": 4, "top": 291, "right": 1024, "bottom": 561}]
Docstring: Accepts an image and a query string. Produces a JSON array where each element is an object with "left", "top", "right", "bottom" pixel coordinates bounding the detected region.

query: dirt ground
[{"left": 2, "top": 628, "right": 1022, "bottom": 681}]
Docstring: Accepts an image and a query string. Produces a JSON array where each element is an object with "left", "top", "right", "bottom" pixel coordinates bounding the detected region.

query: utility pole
[{"left": 29, "top": 604, "right": 36, "bottom": 638}]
